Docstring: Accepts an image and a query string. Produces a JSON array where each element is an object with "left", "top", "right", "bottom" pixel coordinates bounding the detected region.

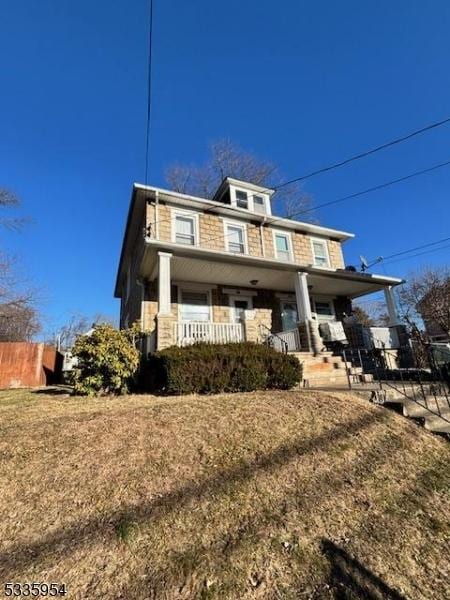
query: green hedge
[{"left": 141, "top": 342, "right": 302, "bottom": 395}]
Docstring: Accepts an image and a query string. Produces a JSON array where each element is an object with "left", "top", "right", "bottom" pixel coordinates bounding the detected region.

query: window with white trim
[
  {"left": 226, "top": 224, "right": 246, "bottom": 254},
  {"left": 314, "top": 301, "right": 334, "bottom": 316},
  {"left": 175, "top": 214, "right": 196, "bottom": 245},
  {"left": 311, "top": 238, "right": 330, "bottom": 267},
  {"left": 180, "top": 290, "right": 210, "bottom": 322},
  {"left": 274, "top": 232, "right": 292, "bottom": 261},
  {"left": 253, "top": 195, "right": 266, "bottom": 214},
  {"left": 235, "top": 190, "right": 248, "bottom": 209}
]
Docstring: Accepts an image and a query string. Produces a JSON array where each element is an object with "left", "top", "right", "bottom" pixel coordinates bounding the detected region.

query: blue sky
[{"left": 1, "top": 0, "right": 449, "bottom": 337}]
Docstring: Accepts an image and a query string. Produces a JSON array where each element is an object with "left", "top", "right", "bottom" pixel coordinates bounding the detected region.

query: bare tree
[
  {"left": 53, "top": 313, "right": 118, "bottom": 350},
  {"left": 352, "top": 300, "right": 389, "bottom": 327},
  {"left": 165, "top": 139, "right": 314, "bottom": 220},
  {"left": 398, "top": 267, "right": 450, "bottom": 341},
  {"left": 0, "top": 189, "right": 40, "bottom": 340},
  {"left": 0, "top": 254, "right": 41, "bottom": 341},
  {"left": 0, "top": 189, "right": 29, "bottom": 231}
]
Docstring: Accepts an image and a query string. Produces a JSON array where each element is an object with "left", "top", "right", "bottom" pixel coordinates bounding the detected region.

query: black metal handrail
[
  {"left": 259, "top": 323, "right": 289, "bottom": 354},
  {"left": 342, "top": 346, "right": 450, "bottom": 425}
]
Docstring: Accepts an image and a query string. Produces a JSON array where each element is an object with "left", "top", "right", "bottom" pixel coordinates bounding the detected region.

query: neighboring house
[{"left": 114, "top": 177, "right": 404, "bottom": 354}]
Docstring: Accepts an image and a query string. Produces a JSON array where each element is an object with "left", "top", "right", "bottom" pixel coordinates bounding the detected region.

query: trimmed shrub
[
  {"left": 141, "top": 342, "right": 302, "bottom": 395},
  {"left": 71, "top": 324, "right": 140, "bottom": 396}
]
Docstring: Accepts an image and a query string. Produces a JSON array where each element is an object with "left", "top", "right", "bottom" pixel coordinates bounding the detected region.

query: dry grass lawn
[{"left": 0, "top": 388, "right": 449, "bottom": 599}]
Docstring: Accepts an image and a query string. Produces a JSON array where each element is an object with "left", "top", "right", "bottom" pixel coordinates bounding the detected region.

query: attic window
[
  {"left": 253, "top": 195, "right": 265, "bottom": 214},
  {"left": 236, "top": 190, "right": 248, "bottom": 209}
]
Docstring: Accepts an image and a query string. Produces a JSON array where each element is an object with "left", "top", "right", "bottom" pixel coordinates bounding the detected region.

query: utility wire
[
  {"left": 382, "top": 243, "right": 450, "bottom": 266},
  {"left": 280, "top": 159, "right": 450, "bottom": 219},
  {"left": 373, "top": 236, "right": 450, "bottom": 262},
  {"left": 182, "top": 158, "right": 450, "bottom": 249},
  {"left": 274, "top": 115, "right": 450, "bottom": 189},
  {"left": 145, "top": 157, "right": 450, "bottom": 247},
  {"left": 144, "top": 0, "right": 154, "bottom": 185}
]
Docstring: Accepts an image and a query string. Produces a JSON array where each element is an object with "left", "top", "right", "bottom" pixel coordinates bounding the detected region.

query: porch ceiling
[{"left": 141, "top": 244, "right": 402, "bottom": 299}]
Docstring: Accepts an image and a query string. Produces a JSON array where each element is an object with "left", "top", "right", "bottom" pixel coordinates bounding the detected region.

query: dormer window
[
  {"left": 236, "top": 190, "right": 248, "bottom": 209},
  {"left": 213, "top": 177, "right": 273, "bottom": 216},
  {"left": 253, "top": 195, "right": 265, "bottom": 214}
]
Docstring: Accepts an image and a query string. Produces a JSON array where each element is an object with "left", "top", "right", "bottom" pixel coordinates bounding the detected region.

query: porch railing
[
  {"left": 174, "top": 321, "right": 244, "bottom": 346},
  {"left": 259, "top": 325, "right": 301, "bottom": 353}
]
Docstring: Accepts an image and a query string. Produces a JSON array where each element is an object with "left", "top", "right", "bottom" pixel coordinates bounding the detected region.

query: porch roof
[{"left": 141, "top": 239, "right": 404, "bottom": 299}]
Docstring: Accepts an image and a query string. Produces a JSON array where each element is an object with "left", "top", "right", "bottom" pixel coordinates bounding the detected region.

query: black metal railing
[{"left": 342, "top": 344, "right": 450, "bottom": 425}]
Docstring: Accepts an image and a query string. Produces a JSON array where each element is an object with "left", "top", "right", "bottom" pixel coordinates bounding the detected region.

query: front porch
[{"left": 141, "top": 249, "right": 404, "bottom": 355}]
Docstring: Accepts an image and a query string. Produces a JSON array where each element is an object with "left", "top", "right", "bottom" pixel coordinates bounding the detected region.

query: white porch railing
[
  {"left": 174, "top": 321, "right": 244, "bottom": 346},
  {"left": 273, "top": 328, "right": 301, "bottom": 352},
  {"left": 259, "top": 325, "right": 302, "bottom": 352}
]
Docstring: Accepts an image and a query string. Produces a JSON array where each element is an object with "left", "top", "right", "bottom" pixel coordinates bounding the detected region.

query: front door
[
  {"left": 230, "top": 296, "right": 252, "bottom": 323},
  {"left": 281, "top": 301, "right": 298, "bottom": 331}
]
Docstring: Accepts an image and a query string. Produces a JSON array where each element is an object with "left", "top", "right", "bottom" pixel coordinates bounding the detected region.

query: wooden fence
[{"left": 0, "top": 342, "right": 63, "bottom": 389}]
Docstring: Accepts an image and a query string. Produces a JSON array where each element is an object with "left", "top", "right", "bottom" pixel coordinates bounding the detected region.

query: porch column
[
  {"left": 157, "top": 251, "right": 172, "bottom": 315},
  {"left": 384, "top": 286, "right": 401, "bottom": 326},
  {"left": 156, "top": 252, "right": 174, "bottom": 351},
  {"left": 295, "top": 272, "right": 312, "bottom": 352},
  {"left": 294, "top": 272, "right": 312, "bottom": 321}
]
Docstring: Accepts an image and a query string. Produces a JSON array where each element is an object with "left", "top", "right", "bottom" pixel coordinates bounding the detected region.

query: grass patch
[{"left": 0, "top": 387, "right": 448, "bottom": 599}]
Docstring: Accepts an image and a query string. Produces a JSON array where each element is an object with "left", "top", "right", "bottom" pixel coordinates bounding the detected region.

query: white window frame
[
  {"left": 312, "top": 297, "right": 336, "bottom": 322},
  {"left": 272, "top": 229, "right": 294, "bottom": 262},
  {"left": 235, "top": 189, "right": 249, "bottom": 209},
  {"left": 171, "top": 209, "right": 199, "bottom": 246},
  {"left": 223, "top": 219, "right": 248, "bottom": 255},
  {"left": 310, "top": 237, "right": 331, "bottom": 268},
  {"left": 229, "top": 295, "right": 254, "bottom": 323},
  {"left": 177, "top": 285, "right": 212, "bottom": 323},
  {"left": 229, "top": 185, "right": 271, "bottom": 215}
]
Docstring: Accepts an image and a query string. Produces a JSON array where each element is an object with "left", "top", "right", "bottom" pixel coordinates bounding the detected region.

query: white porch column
[
  {"left": 157, "top": 251, "right": 172, "bottom": 315},
  {"left": 294, "top": 272, "right": 312, "bottom": 321},
  {"left": 384, "top": 285, "right": 401, "bottom": 326}
]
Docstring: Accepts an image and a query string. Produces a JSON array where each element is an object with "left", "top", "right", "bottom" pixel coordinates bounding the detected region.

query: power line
[
  {"left": 281, "top": 159, "right": 450, "bottom": 219},
  {"left": 145, "top": 157, "right": 450, "bottom": 251},
  {"left": 274, "top": 115, "right": 450, "bottom": 189},
  {"left": 375, "top": 236, "right": 450, "bottom": 262},
  {"left": 383, "top": 243, "right": 450, "bottom": 266},
  {"left": 144, "top": 0, "right": 154, "bottom": 185}
]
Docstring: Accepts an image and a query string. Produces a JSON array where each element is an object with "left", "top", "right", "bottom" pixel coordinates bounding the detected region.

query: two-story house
[{"left": 114, "top": 177, "right": 403, "bottom": 354}]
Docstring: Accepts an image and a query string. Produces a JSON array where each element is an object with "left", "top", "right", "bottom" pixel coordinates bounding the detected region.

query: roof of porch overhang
[{"left": 140, "top": 239, "right": 404, "bottom": 299}]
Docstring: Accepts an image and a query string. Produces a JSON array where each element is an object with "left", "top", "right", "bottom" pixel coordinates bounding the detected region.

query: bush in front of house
[
  {"left": 71, "top": 323, "right": 140, "bottom": 396},
  {"left": 141, "top": 342, "right": 302, "bottom": 395}
]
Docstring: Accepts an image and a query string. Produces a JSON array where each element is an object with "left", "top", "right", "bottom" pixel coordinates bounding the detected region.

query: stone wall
[{"left": 144, "top": 199, "right": 346, "bottom": 268}]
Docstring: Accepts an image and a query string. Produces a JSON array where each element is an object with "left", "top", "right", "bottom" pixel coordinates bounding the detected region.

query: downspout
[
  {"left": 154, "top": 189, "right": 160, "bottom": 240},
  {"left": 260, "top": 217, "right": 266, "bottom": 258}
]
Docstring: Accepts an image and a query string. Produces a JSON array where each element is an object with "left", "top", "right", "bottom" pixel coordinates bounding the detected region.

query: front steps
[
  {"left": 370, "top": 387, "right": 450, "bottom": 434},
  {"left": 291, "top": 351, "right": 371, "bottom": 388}
]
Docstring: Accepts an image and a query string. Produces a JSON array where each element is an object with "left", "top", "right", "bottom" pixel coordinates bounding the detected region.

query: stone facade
[{"left": 144, "top": 201, "right": 345, "bottom": 269}]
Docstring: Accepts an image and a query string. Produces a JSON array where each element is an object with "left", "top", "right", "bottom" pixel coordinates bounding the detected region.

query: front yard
[{"left": 0, "top": 388, "right": 449, "bottom": 599}]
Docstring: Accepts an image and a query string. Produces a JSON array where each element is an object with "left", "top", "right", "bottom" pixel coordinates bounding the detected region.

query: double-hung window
[
  {"left": 253, "top": 195, "right": 266, "bottom": 214},
  {"left": 180, "top": 290, "right": 210, "bottom": 322},
  {"left": 175, "top": 214, "right": 196, "bottom": 245},
  {"left": 236, "top": 190, "right": 248, "bottom": 209},
  {"left": 311, "top": 238, "right": 330, "bottom": 267},
  {"left": 226, "top": 223, "right": 246, "bottom": 254},
  {"left": 274, "top": 231, "right": 292, "bottom": 261}
]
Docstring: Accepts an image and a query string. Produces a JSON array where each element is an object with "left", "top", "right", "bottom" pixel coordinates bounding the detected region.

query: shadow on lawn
[
  {"left": 320, "top": 539, "right": 405, "bottom": 599},
  {"left": 32, "top": 386, "right": 72, "bottom": 396},
  {"left": 0, "top": 410, "right": 387, "bottom": 580}
]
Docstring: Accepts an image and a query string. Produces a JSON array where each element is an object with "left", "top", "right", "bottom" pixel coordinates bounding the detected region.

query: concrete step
[
  {"left": 424, "top": 415, "right": 450, "bottom": 434},
  {"left": 302, "top": 374, "right": 353, "bottom": 387}
]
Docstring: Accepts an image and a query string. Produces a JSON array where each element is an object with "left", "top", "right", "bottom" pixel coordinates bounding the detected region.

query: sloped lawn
[{"left": 0, "top": 388, "right": 449, "bottom": 599}]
